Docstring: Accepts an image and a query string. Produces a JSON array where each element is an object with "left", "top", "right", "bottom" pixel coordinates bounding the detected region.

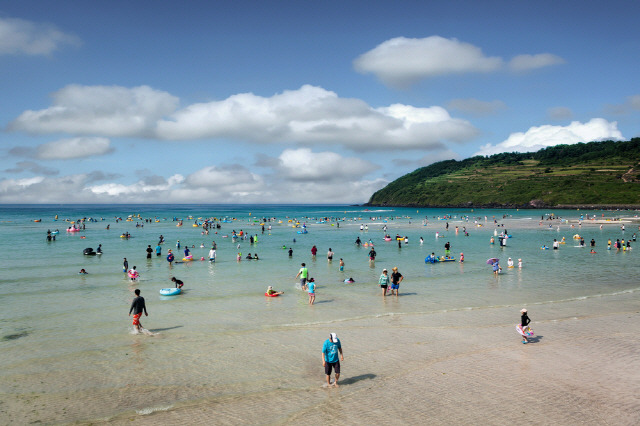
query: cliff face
[{"left": 366, "top": 139, "right": 640, "bottom": 208}]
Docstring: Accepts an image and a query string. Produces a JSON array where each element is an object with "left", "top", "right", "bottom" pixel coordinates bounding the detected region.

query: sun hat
[
  {"left": 518, "top": 258, "right": 522, "bottom": 261},
  {"left": 268, "top": 286, "right": 273, "bottom": 290},
  {"left": 382, "top": 268, "right": 387, "bottom": 272},
  {"left": 392, "top": 267, "right": 398, "bottom": 271},
  {"left": 521, "top": 308, "right": 527, "bottom": 313},
  {"left": 330, "top": 332, "right": 338, "bottom": 342}
]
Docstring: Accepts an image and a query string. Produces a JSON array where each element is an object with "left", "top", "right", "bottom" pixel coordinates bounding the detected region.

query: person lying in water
[{"left": 266, "top": 286, "right": 284, "bottom": 295}]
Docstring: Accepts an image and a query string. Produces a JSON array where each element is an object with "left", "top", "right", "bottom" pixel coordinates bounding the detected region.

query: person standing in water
[
  {"left": 339, "top": 258, "right": 344, "bottom": 272},
  {"left": 146, "top": 245, "right": 153, "bottom": 259},
  {"left": 123, "top": 257, "right": 128, "bottom": 273},
  {"left": 307, "top": 278, "right": 316, "bottom": 305},
  {"left": 327, "top": 248, "right": 334, "bottom": 262},
  {"left": 296, "top": 262, "right": 309, "bottom": 290},
  {"left": 128, "top": 289, "right": 148, "bottom": 333},
  {"left": 390, "top": 266, "right": 403, "bottom": 296},
  {"left": 378, "top": 268, "right": 390, "bottom": 297},
  {"left": 322, "top": 333, "right": 344, "bottom": 387}
]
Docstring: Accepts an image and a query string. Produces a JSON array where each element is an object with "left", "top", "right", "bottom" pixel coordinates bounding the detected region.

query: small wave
[{"left": 136, "top": 405, "right": 173, "bottom": 415}]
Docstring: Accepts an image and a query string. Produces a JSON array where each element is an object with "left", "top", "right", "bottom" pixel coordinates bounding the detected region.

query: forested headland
[{"left": 366, "top": 139, "right": 640, "bottom": 208}]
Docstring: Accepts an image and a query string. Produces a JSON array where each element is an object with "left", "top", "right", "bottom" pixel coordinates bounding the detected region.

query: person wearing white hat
[
  {"left": 322, "top": 333, "right": 344, "bottom": 387},
  {"left": 520, "top": 309, "right": 531, "bottom": 344}
]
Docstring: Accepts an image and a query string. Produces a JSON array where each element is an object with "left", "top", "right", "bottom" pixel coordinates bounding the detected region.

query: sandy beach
[
  {"left": 2, "top": 206, "right": 640, "bottom": 426},
  {"left": 66, "top": 290, "right": 640, "bottom": 426}
]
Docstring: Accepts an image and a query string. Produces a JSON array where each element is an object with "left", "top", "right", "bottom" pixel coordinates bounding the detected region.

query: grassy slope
[{"left": 367, "top": 139, "right": 640, "bottom": 207}]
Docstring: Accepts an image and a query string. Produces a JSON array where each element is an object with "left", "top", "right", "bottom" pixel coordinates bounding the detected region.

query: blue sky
[{"left": 1, "top": 0, "right": 639, "bottom": 203}]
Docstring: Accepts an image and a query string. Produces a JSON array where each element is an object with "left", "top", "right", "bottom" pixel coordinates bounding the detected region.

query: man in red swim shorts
[{"left": 128, "top": 289, "right": 148, "bottom": 332}]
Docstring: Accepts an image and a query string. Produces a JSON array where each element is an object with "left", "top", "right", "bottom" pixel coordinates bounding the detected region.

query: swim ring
[
  {"left": 160, "top": 288, "right": 181, "bottom": 296},
  {"left": 265, "top": 292, "right": 279, "bottom": 297},
  {"left": 516, "top": 324, "right": 534, "bottom": 337}
]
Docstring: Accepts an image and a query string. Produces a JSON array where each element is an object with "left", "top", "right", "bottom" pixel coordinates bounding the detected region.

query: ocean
[{"left": 1, "top": 204, "right": 638, "bottom": 424}]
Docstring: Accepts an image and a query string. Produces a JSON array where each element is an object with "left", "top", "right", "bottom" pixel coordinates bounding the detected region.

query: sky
[{"left": 1, "top": 0, "right": 639, "bottom": 204}]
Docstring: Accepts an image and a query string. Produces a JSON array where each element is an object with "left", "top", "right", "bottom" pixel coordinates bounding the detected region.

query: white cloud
[
  {"left": 34, "top": 137, "right": 113, "bottom": 159},
  {"left": 271, "top": 148, "right": 378, "bottom": 182},
  {"left": 508, "top": 53, "right": 565, "bottom": 72},
  {"left": 10, "top": 84, "right": 477, "bottom": 150},
  {"left": 9, "top": 85, "right": 179, "bottom": 137},
  {"left": 353, "top": 36, "right": 503, "bottom": 87},
  {"left": 547, "top": 106, "right": 573, "bottom": 121},
  {"left": 475, "top": 118, "right": 624, "bottom": 156},
  {"left": 157, "top": 85, "right": 478, "bottom": 150},
  {"left": 447, "top": 98, "right": 507, "bottom": 116},
  {"left": 0, "top": 16, "right": 80, "bottom": 55}
]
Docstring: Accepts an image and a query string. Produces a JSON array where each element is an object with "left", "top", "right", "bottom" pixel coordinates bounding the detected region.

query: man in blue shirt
[{"left": 322, "top": 333, "right": 344, "bottom": 387}]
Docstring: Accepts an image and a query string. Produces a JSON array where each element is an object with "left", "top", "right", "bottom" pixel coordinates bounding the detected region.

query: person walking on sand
[
  {"left": 379, "top": 268, "right": 390, "bottom": 297},
  {"left": 296, "top": 262, "right": 309, "bottom": 290},
  {"left": 519, "top": 308, "right": 532, "bottom": 344},
  {"left": 322, "top": 332, "right": 344, "bottom": 387},
  {"left": 129, "top": 289, "right": 148, "bottom": 333},
  {"left": 390, "top": 266, "right": 403, "bottom": 296}
]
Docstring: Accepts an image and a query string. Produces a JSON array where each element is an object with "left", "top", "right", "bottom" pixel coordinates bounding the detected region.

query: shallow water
[{"left": 1, "top": 204, "right": 638, "bottom": 423}]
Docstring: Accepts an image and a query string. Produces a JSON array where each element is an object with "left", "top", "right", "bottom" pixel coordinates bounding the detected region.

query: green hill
[{"left": 366, "top": 139, "right": 640, "bottom": 208}]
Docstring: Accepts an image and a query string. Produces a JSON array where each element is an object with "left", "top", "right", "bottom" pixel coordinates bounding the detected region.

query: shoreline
[{"left": 84, "top": 289, "right": 640, "bottom": 425}]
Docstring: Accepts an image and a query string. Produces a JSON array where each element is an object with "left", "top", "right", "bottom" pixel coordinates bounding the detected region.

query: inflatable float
[
  {"left": 516, "top": 324, "right": 534, "bottom": 337},
  {"left": 265, "top": 292, "right": 280, "bottom": 297},
  {"left": 182, "top": 255, "right": 193, "bottom": 261},
  {"left": 160, "top": 288, "right": 181, "bottom": 296},
  {"left": 128, "top": 271, "right": 139, "bottom": 280}
]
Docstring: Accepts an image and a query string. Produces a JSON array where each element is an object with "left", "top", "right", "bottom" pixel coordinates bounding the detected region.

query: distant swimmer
[{"left": 339, "top": 258, "right": 344, "bottom": 272}]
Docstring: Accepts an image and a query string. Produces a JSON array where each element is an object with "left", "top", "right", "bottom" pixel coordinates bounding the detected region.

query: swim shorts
[
  {"left": 380, "top": 284, "right": 387, "bottom": 289},
  {"left": 391, "top": 283, "right": 399, "bottom": 290},
  {"left": 325, "top": 361, "right": 340, "bottom": 375},
  {"left": 132, "top": 313, "right": 141, "bottom": 326}
]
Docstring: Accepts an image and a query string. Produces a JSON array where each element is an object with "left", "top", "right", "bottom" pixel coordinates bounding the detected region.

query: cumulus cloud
[
  {"left": 547, "top": 106, "right": 573, "bottom": 121},
  {"left": 9, "top": 85, "right": 179, "bottom": 137},
  {"left": 10, "top": 84, "right": 477, "bottom": 150},
  {"left": 508, "top": 53, "right": 565, "bottom": 72},
  {"left": 264, "top": 148, "right": 378, "bottom": 182},
  {"left": 157, "top": 85, "right": 478, "bottom": 150},
  {"left": 353, "top": 36, "right": 565, "bottom": 87},
  {"left": 0, "top": 16, "right": 80, "bottom": 55},
  {"left": 353, "top": 36, "right": 503, "bottom": 87},
  {"left": 475, "top": 118, "right": 624, "bottom": 156},
  {"left": 0, "top": 148, "right": 387, "bottom": 204},
  {"left": 447, "top": 98, "right": 507, "bottom": 116}
]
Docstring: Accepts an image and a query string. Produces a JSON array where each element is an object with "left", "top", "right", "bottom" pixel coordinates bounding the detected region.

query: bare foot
[{"left": 332, "top": 382, "right": 339, "bottom": 387}]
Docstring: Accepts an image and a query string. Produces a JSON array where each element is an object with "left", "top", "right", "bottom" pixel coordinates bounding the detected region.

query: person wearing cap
[
  {"left": 307, "top": 278, "right": 316, "bottom": 305},
  {"left": 322, "top": 333, "right": 344, "bottom": 387},
  {"left": 507, "top": 257, "right": 514, "bottom": 268},
  {"left": 520, "top": 309, "right": 531, "bottom": 343},
  {"left": 459, "top": 252, "right": 464, "bottom": 263},
  {"left": 390, "top": 267, "right": 403, "bottom": 296},
  {"left": 378, "top": 268, "right": 390, "bottom": 297},
  {"left": 518, "top": 258, "right": 522, "bottom": 268}
]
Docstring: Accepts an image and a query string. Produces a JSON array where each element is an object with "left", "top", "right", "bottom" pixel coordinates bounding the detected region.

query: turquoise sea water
[{"left": 1, "top": 204, "right": 638, "bottom": 423}]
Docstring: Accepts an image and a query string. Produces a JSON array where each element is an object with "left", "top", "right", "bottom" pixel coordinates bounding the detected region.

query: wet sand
[{"left": 85, "top": 290, "right": 640, "bottom": 426}]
